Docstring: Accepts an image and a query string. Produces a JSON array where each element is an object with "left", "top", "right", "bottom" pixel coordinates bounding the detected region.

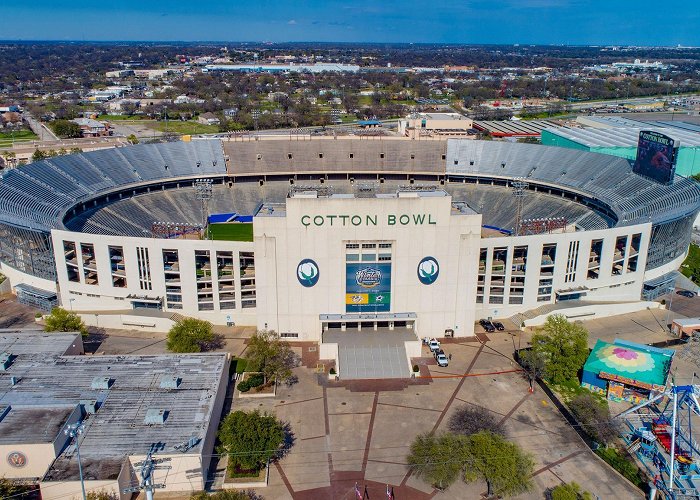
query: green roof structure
[{"left": 583, "top": 339, "right": 673, "bottom": 390}]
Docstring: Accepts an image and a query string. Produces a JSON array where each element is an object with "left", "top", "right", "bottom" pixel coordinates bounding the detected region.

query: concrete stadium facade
[{"left": 0, "top": 137, "right": 698, "bottom": 342}]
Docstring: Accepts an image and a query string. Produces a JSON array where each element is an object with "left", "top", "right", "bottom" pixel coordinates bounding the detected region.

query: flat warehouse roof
[{"left": 0, "top": 332, "right": 228, "bottom": 481}]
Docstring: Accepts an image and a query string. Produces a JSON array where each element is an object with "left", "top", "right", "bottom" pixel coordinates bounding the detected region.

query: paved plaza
[{"left": 234, "top": 333, "right": 644, "bottom": 500}]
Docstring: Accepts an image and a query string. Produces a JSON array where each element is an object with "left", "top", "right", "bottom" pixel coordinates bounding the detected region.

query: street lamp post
[{"left": 65, "top": 422, "right": 87, "bottom": 500}]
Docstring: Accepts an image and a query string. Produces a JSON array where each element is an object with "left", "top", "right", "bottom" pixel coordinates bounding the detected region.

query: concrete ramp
[{"left": 325, "top": 330, "right": 414, "bottom": 380}]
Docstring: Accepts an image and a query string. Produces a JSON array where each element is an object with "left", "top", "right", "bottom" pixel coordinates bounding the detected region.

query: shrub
[
  {"left": 329, "top": 367, "right": 336, "bottom": 375},
  {"left": 569, "top": 393, "right": 619, "bottom": 445},
  {"left": 413, "top": 364, "right": 420, "bottom": 372},
  {"left": 217, "top": 410, "right": 285, "bottom": 471},
  {"left": 238, "top": 373, "right": 264, "bottom": 393},
  {"left": 44, "top": 307, "right": 88, "bottom": 336},
  {"left": 166, "top": 317, "right": 215, "bottom": 353},
  {"left": 595, "top": 447, "right": 647, "bottom": 489}
]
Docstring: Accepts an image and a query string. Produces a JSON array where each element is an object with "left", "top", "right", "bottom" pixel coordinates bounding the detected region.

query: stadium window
[
  {"left": 318, "top": 153, "right": 323, "bottom": 159},
  {"left": 501, "top": 162, "right": 506, "bottom": 168},
  {"left": 454, "top": 160, "right": 459, "bottom": 165},
  {"left": 349, "top": 153, "right": 354, "bottom": 159},
  {"left": 257, "top": 154, "right": 262, "bottom": 160},
  {"left": 441, "top": 154, "right": 446, "bottom": 160},
  {"left": 288, "top": 153, "right": 293, "bottom": 159},
  {"left": 410, "top": 154, "right": 415, "bottom": 159},
  {"left": 470, "top": 161, "right": 474, "bottom": 166},
  {"left": 378, "top": 243, "right": 392, "bottom": 248},
  {"left": 380, "top": 153, "right": 385, "bottom": 159},
  {"left": 346, "top": 243, "right": 360, "bottom": 249},
  {"left": 361, "top": 243, "right": 376, "bottom": 249}
]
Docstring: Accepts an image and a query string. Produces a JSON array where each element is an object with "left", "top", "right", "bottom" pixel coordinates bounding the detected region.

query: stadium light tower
[
  {"left": 511, "top": 178, "right": 529, "bottom": 236},
  {"left": 194, "top": 179, "right": 213, "bottom": 239},
  {"left": 64, "top": 422, "right": 87, "bottom": 500}
]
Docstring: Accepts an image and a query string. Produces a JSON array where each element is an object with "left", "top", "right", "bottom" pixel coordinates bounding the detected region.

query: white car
[
  {"left": 436, "top": 353, "right": 449, "bottom": 367},
  {"left": 428, "top": 339, "right": 441, "bottom": 352}
]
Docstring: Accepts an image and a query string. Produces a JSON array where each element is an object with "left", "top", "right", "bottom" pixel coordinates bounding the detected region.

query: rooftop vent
[
  {"left": 0, "top": 352, "right": 13, "bottom": 371},
  {"left": 160, "top": 376, "right": 181, "bottom": 389},
  {"left": 91, "top": 376, "right": 112, "bottom": 390},
  {"left": 80, "top": 400, "right": 99, "bottom": 414},
  {"left": 144, "top": 408, "right": 168, "bottom": 425}
]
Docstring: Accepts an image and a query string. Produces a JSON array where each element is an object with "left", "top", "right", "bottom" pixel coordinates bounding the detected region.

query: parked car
[
  {"left": 677, "top": 290, "right": 696, "bottom": 298},
  {"left": 428, "top": 338, "right": 441, "bottom": 352},
  {"left": 435, "top": 352, "right": 449, "bottom": 367},
  {"left": 479, "top": 319, "right": 495, "bottom": 332},
  {"left": 493, "top": 321, "right": 505, "bottom": 331}
]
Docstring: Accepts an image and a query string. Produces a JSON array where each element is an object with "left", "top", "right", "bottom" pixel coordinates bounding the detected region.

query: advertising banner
[
  {"left": 345, "top": 263, "right": 391, "bottom": 312},
  {"left": 632, "top": 130, "right": 678, "bottom": 185}
]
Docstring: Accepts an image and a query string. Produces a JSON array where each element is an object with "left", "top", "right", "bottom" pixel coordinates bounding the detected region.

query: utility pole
[
  {"left": 64, "top": 423, "right": 87, "bottom": 500},
  {"left": 123, "top": 448, "right": 172, "bottom": 500}
]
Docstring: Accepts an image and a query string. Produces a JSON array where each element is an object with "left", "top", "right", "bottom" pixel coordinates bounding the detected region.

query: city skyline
[{"left": 3, "top": 0, "right": 700, "bottom": 46}]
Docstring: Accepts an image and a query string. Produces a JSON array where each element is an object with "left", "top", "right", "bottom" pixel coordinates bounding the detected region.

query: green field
[
  {"left": 147, "top": 120, "right": 219, "bottom": 135},
  {"left": 208, "top": 223, "right": 254, "bottom": 242},
  {"left": 0, "top": 129, "right": 38, "bottom": 147},
  {"left": 97, "top": 114, "right": 152, "bottom": 121}
]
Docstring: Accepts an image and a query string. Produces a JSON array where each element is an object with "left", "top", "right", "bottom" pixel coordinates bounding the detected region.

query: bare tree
[{"left": 448, "top": 405, "right": 504, "bottom": 437}]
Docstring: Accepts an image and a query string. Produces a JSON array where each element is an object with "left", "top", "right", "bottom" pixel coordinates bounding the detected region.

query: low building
[
  {"left": 198, "top": 113, "right": 221, "bottom": 126},
  {"left": 398, "top": 112, "right": 474, "bottom": 139},
  {"left": 671, "top": 317, "right": 700, "bottom": 338},
  {"left": 0, "top": 331, "right": 229, "bottom": 499},
  {"left": 581, "top": 339, "right": 674, "bottom": 404},
  {"left": 72, "top": 118, "right": 111, "bottom": 137}
]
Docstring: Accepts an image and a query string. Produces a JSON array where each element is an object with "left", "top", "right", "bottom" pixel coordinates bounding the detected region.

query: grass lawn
[
  {"left": 208, "top": 223, "right": 254, "bottom": 242},
  {"left": 680, "top": 243, "right": 700, "bottom": 285},
  {"left": 97, "top": 114, "right": 152, "bottom": 121},
  {"left": 147, "top": 120, "right": 219, "bottom": 135},
  {"left": 0, "top": 129, "right": 38, "bottom": 147}
]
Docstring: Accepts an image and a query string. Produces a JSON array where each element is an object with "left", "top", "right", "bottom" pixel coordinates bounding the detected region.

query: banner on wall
[{"left": 345, "top": 263, "right": 391, "bottom": 312}]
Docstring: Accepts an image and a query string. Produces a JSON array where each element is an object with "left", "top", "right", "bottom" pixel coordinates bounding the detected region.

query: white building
[
  {"left": 398, "top": 112, "right": 475, "bottom": 139},
  {"left": 0, "top": 138, "right": 698, "bottom": 378}
]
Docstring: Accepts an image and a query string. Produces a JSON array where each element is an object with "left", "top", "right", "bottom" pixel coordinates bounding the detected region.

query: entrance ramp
[{"left": 325, "top": 329, "right": 414, "bottom": 380}]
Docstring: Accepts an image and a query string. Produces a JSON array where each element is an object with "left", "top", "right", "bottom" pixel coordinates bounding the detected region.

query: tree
[
  {"left": 217, "top": 410, "right": 285, "bottom": 472},
  {"left": 246, "top": 330, "right": 299, "bottom": 385},
  {"left": 50, "top": 119, "right": 83, "bottom": 138},
  {"left": 448, "top": 405, "right": 504, "bottom": 437},
  {"left": 549, "top": 481, "right": 593, "bottom": 500},
  {"left": 126, "top": 134, "right": 139, "bottom": 144},
  {"left": 2, "top": 150, "right": 16, "bottom": 167},
  {"left": 530, "top": 314, "right": 589, "bottom": 384},
  {"left": 568, "top": 393, "right": 619, "bottom": 445},
  {"left": 44, "top": 307, "right": 88, "bottom": 336},
  {"left": 0, "top": 478, "right": 31, "bottom": 498},
  {"left": 32, "top": 148, "right": 48, "bottom": 161},
  {"left": 520, "top": 349, "right": 547, "bottom": 391},
  {"left": 407, "top": 432, "right": 469, "bottom": 490},
  {"left": 463, "top": 431, "right": 535, "bottom": 497},
  {"left": 166, "top": 317, "right": 216, "bottom": 353}
]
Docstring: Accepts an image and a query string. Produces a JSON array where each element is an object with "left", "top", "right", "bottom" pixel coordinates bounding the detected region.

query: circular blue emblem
[
  {"left": 297, "top": 259, "right": 320, "bottom": 287},
  {"left": 417, "top": 257, "right": 439, "bottom": 285}
]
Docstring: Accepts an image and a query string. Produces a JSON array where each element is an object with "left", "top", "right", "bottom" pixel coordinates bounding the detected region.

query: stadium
[{"left": 0, "top": 137, "right": 698, "bottom": 376}]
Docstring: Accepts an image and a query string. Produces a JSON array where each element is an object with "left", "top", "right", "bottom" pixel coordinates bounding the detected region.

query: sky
[{"left": 2, "top": 0, "right": 699, "bottom": 46}]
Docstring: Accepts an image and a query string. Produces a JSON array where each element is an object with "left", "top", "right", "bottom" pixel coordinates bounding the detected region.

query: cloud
[{"left": 287, "top": 19, "right": 297, "bottom": 25}]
